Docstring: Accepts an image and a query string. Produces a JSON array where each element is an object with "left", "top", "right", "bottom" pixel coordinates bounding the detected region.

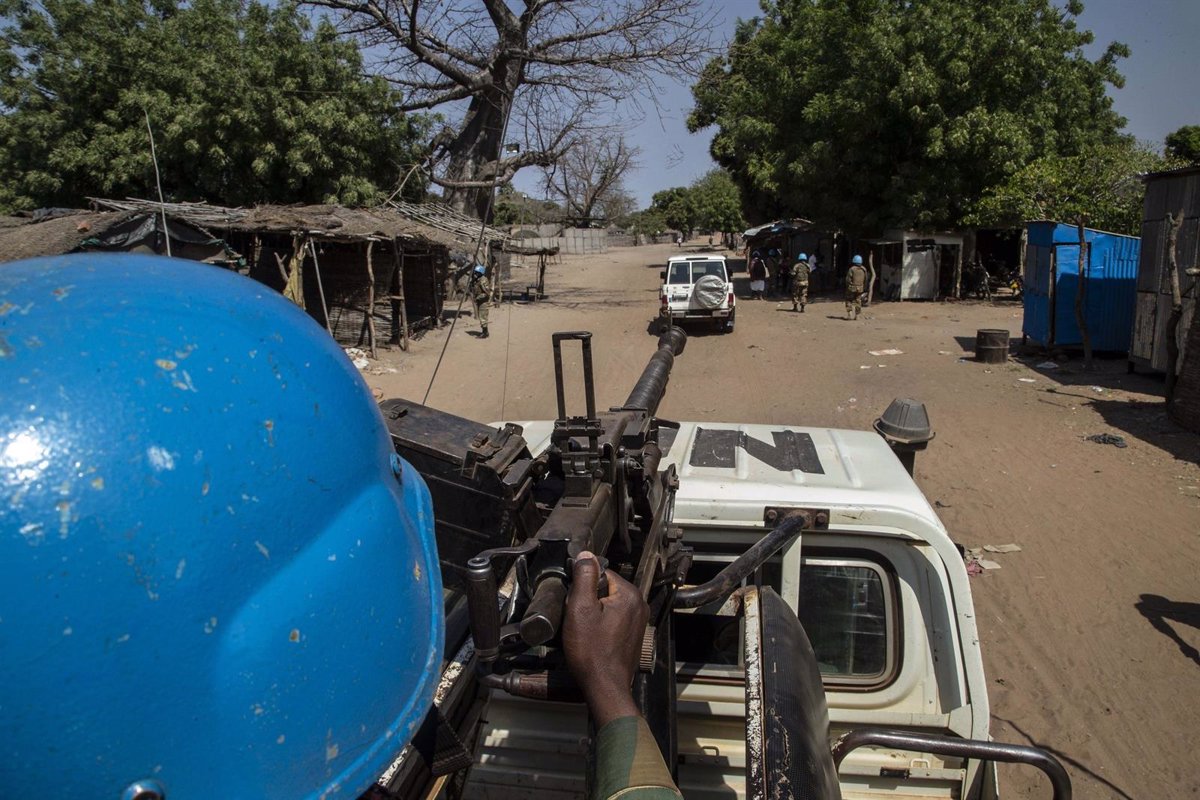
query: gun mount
[{"left": 375, "top": 329, "right": 1071, "bottom": 800}]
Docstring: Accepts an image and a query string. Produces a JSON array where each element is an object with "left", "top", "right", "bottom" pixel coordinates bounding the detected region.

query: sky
[{"left": 515, "top": 0, "right": 1200, "bottom": 209}]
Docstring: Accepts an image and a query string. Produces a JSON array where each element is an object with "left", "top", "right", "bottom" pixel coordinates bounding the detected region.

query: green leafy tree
[
  {"left": 689, "top": 0, "right": 1130, "bottom": 234},
  {"left": 651, "top": 186, "right": 698, "bottom": 236},
  {"left": 970, "top": 140, "right": 1181, "bottom": 235},
  {"left": 620, "top": 207, "right": 668, "bottom": 236},
  {"left": 689, "top": 169, "right": 745, "bottom": 234},
  {"left": 1164, "top": 125, "right": 1200, "bottom": 165},
  {"left": 0, "top": 0, "right": 429, "bottom": 212}
]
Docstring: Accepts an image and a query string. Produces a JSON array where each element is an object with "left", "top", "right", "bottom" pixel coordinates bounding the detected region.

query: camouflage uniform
[
  {"left": 790, "top": 261, "right": 811, "bottom": 312},
  {"left": 470, "top": 272, "right": 492, "bottom": 337},
  {"left": 845, "top": 264, "right": 868, "bottom": 319},
  {"left": 594, "top": 716, "right": 682, "bottom": 800}
]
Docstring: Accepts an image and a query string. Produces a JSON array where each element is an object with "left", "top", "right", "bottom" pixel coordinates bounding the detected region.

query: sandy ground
[{"left": 365, "top": 241, "right": 1200, "bottom": 799}]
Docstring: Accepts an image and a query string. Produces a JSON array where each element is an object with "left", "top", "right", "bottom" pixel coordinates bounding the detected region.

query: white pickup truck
[
  {"left": 660, "top": 253, "right": 736, "bottom": 332},
  {"left": 378, "top": 332, "right": 1069, "bottom": 800}
]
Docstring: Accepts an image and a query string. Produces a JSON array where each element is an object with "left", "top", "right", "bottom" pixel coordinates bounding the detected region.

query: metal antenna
[
  {"left": 143, "top": 109, "right": 171, "bottom": 258},
  {"left": 422, "top": 92, "right": 515, "bottom": 406}
]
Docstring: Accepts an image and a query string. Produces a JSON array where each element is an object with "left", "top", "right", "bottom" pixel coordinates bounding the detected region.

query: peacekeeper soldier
[
  {"left": 566, "top": 552, "right": 683, "bottom": 799},
  {"left": 791, "top": 252, "right": 811, "bottom": 312},
  {"left": 469, "top": 262, "right": 491, "bottom": 339},
  {"left": 1, "top": 253, "right": 676, "bottom": 800},
  {"left": 0, "top": 253, "right": 446, "bottom": 800},
  {"left": 846, "top": 254, "right": 868, "bottom": 320}
]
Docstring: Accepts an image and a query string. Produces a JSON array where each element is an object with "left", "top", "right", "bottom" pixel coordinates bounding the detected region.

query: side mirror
[{"left": 660, "top": 271, "right": 667, "bottom": 282}]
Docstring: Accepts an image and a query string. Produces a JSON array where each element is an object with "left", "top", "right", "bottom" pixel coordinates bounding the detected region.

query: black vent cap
[{"left": 873, "top": 398, "right": 934, "bottom": 446}]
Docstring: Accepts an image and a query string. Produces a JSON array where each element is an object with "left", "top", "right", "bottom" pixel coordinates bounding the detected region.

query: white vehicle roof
[
  {"left": 667, "top": 252, "right": 727, "bottom": 262},
  {"left": 507, "top": 420, "right": 947, "bottom": 540}
]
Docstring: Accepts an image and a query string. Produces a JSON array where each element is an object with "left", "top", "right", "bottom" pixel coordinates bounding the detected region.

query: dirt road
[{"left": 369, "top": 242, "right": 1200, "bottom": 799}]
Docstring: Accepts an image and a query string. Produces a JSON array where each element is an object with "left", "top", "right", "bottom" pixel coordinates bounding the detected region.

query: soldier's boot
[
  {"left": 791, "top": 302, "right": 798, "bottom": 312},
  {"left": 801, "top": 304, "right": 806, "bottom": 313},
  {"left": 480, "top": 326, "right": 490, "bottom": 339}
]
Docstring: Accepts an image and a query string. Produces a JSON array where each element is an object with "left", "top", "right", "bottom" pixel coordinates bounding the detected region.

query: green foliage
[
  {"left": 0, "top": 0, "right": 429, "bottom": 212},
  {"left": 689, "top": 0, "right": 1130, "bottom": 234},
  {"left": 970, "top": 141, "right": 1181, "bottom": 235},
  {"left": 492, "top": 185, "right": 562, "bottom": 227},
  {"left": 650, "top": 169, "right": 745, "bottom": 235},
  {"left": 650, "top": 186, "right": 697, "bottom": 235},
  {"left": 689, "top": 169, "right": 745, "bottom": 233},
  {"left": 1165, "top": 125, "right": 1200, "bottom": 165},
  {"left": 621, "top": 207, "right": 668, "bottom": 236}
]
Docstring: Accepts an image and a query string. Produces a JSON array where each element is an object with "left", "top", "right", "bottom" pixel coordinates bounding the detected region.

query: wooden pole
[
  {"left": 1074, "top": 217, "right": 1093, "bottom": 370},
  {"left": 953, "top": 242, "right": 963, "bottom": 299},
  {"left": 365, "top": 239, "right": 378, "bottom": 359},
  {"left": 391, "top": 241, "right": 410, "bottom": 351},
  {"left": 1166, "top": 210, "right": 1185, "bottom": 400},
  {"left": 306, "top": 235, "right": 333, "bottom": 336},
  {"left": 866, "top": 250, "right": 876, "bottom": 306}
]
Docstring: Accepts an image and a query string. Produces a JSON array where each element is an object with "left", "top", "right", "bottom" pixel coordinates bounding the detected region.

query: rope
[
  {"left": 421, "top": 91, "right": 515, "bottom": 407},
  {"left": 500, "top": 297, "right": 513, "bottom": 419}
]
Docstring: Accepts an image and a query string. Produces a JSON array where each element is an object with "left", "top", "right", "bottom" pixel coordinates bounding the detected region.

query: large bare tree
[
  {"left": 544, "top": 132, "right": 638, "bottom": 226},
  {"left": 305, "top": 0, "right": 713, "bottom": 218}
]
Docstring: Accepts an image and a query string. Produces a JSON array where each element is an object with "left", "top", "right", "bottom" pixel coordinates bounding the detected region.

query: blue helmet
[
  {"left": 0, "top": 255, "right": 443, "bottom": 799},
  {"left": 852, "top": 255, "right": 864, "bottom": 265},
  {"left": 797, "top": 252, "right": 808, "bottom": 262},
  {"left": 473, "top": 263, "right": 487, "bottom": 276}
]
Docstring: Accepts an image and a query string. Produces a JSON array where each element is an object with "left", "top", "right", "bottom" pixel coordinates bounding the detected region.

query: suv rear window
[{"left": 666, "top": 260, "right": 726, "bottom": 284}]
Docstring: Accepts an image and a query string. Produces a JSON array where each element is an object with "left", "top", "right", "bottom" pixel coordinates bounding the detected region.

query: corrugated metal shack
[
  {"left": 1021, "top": 221, "right": 1140, "bottom": 352},
  {"left": 1129, "top": 166, "right": 1199, "bottom": 375},
  {"left": 876, "top": 230, "right": 965, "bottom": 301}
]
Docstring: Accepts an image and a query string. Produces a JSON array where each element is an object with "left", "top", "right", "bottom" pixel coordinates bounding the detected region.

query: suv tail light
[
  {"left": 728, "top": 292, "right": 735, "bottom": 306},
  {"left": 661, "top": 294, "right": 668, "bottom": 308}
]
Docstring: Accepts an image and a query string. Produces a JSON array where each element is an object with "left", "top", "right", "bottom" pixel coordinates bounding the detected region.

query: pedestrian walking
[
  {"left": 469, "top": 264, "right": 491, "bottom": 338},
  {"left": 845, "top": 255, "right": 867, "bottom": 320},
  {"left": 790, "top": 253, "right": 811, "bottom": 312},
  {"left": 748, "top": 250, "right": 768, "bottom": 300}
]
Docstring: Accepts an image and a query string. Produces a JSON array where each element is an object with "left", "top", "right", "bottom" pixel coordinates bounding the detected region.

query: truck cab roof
[{"left": 510, "top": 419, "right": 949, "bottom": 544}]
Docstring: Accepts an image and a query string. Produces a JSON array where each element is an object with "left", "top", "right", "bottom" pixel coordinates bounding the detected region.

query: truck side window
[
  {"left": 798, "top": 559, "right": 894, "bottom": 685},
  {"left": 675, "top": 554, "right": 895, "bottom": 689}
]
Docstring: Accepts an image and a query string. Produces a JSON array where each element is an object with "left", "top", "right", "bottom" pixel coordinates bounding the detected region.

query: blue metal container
[{"left": 1022, "top": 221, "right": 1141, "bottom": 351}]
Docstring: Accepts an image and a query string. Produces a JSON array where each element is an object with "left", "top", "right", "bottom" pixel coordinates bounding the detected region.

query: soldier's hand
[{"left": 563, "top": 550, "right": 647, "bottom": 727}]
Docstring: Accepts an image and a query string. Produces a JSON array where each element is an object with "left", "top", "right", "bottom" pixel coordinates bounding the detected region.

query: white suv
[{"left": 659, "top": 253, "right": 735, "bottom": 333}]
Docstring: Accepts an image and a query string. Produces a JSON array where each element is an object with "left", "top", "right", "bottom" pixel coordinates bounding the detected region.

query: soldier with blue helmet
[
  {"left": 846, "top": 254, "right": 868, "bottom": 320},
  {"left": 0, "top": 253, "right": 676, "bottom": 800},
  {"left": 469, "top": 263, "right": 491, "bottom": 339},
  {"left": 790, "top": 253, "right": 811, "bottom": 312},
  {"left": 0, "top": 254, "right": 445, "bottom": 800}
]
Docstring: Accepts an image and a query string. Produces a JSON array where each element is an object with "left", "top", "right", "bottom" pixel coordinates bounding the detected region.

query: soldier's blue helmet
[
  {"left": 852, "top": 255, "right": 864, "bottom": 265},
  {"left": 473, "top": 263, "right": 487, "bottom": 275},
  {"left": 797, "top": 252, "right": 808, "bottom": 262},
  {"left": 0, "top": 255, "right": 443, "bottom": 799}
]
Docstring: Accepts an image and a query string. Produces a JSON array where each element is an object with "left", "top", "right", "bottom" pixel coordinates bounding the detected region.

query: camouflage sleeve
[{"left": 593, "top": 716, "right": 682, "bottom": 800}]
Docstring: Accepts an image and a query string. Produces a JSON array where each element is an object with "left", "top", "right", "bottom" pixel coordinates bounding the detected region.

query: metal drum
[{"left": 975, "top": 328, "right": 1010, "bottom": 363}]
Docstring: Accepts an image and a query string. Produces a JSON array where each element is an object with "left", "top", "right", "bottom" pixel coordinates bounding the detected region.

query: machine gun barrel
[{"left": 622, "top": 327, "right": 687, "bottom": 416}]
